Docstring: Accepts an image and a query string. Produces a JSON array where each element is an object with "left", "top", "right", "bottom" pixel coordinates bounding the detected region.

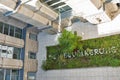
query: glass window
[
  {"left": 13, "top": 48, "right": 21, "bottom": 59},
  {"left": 5, "top": 69, "right": 11, "bottom": 80},
  {"left": 1, "top": 46, "right": 8, "bottom": 58},
  {"left": 7, "top": 47, "right": 14, "bottom": 59},
  {"left": 28, "top": 52, "right": 36, "bottom": 59},
  {"left": 15, "top": 27, "right": 22, "bottom": 38},
  {"left": 29, "top": 33, "right": 37, "bottom": 41},
  {"left": 56, "top": 5, "right": 72, "bottom": 13},
  {"left": 51, "top": 2, "right": 65, "bottom": 8},
  {"left": 4, "top": 24, "right": 9, "bottom": 35},
  {"left": 11, "top": 70, "right": 19, "bottom": 80},
  {"left": 0, "top": 69, "right": 4, "bottom": 80},
  {"left": 0, "top": 44, "right": 21, "bottom": 60},
  {"left": 9, "top": 26, "right": 15, "bottom": 37},
  {"left": 28, "top": 72, "right": 36, "bottom": 80},
  {"left": 0, "top": 69, "right": 19, "bottom": 80},
  {"left": 0, "top": 22, "right": 3, "bottom": 33},
  {"left": 47, "top": 0, "right": 60, "bottom": 5},
  {"left": 0, "top": 45, "right": 14, "bottom": 59},
  {"left": 0, "top": 22, "right": 22, "bottom": 39}
]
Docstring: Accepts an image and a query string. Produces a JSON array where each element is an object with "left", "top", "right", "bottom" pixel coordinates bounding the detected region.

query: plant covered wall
[{"left": 42, "top": 30, "right": 120, "bottom": 70}]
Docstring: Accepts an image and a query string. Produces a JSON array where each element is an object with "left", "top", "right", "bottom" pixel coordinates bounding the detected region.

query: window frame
[
  {"left": 0, "top": 44, "right": 21, "bottom": 60},
  {"left": 15, "top": 27, "right": 22, "bottom": 39},
  {"left": 0, "top": 22, "right": 3, "bottom": 33},
  {"left": 3, "top": 23, "right": 9, "bottom": 35},
  {"left": 0, "top": 69, "right": 19, "bottom": 80},
  {"left": 29, "top": 33, "right": 37, "bottom": 41},
  {"left": 0, "top": 22, "right": 22, "bottom": 39},
  {"left": 28, "top": 52, "right": 36, "bottom": 59},
  {"left": 9, "top": 25, "right": 15, "bottom": 37},
  {"left": 27, "top": 72, "right": 36, "bottom": 80}
]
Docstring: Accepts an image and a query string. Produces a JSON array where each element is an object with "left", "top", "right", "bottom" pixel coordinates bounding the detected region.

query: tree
[{"left": 58, "top": 30, "right": 82, "bottom": 54}]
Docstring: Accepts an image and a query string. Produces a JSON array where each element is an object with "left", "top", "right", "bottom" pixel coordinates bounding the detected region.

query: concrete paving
[{"left": 36, "top": 28, "right": 120, "bottom": 80}]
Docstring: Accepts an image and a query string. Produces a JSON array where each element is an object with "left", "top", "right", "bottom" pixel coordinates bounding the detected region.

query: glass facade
[
  {"left": 0, "top": 44, "right": 21, "bottom": 59},
  {"left": 0, "top": 22, "right": 22, "bottom": 39},
  {"left": 41, "top": 0, "right": 72, "bottom": 13},
  {"left": 29, "top": 33, "right": 37, "bottom": 41},
  {"left": 0, "top": 69, "right": 19, "bottom": 80},
  {"left": 27, "top": 72, "right": 36, "bottom": 80},
  {"left": 56, "top": 5, "right": 72, "bottom": 13}
]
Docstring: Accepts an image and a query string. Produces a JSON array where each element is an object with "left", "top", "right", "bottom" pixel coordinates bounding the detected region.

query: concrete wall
[
  {"left": 0, "top": 57, "right": 23, "bottom": 69},
  {"left": 0, "top": 0, "right": 16, "bottom": 9},
  {"left": 36, "top": 32, "right": 58, "bottom": 80},
  {"left": 105, "top": 2, "right": 119, "bottom": 19},
  {"left": 24, "top": 0, "right": 58, "bottom": 20},
  {"left": 28, "top": 39, "right": 38, "bottom": 53},
  {"left": 27, "top": 59, "right": 38, "bottom": 72},
  {"left": 0, "top": 33, "right": 24, "bottom": 48},
  {"left": 0, "top": 12, "right": 27, "bottom": 29},
  {"left": 91, "top": 0, "right": 103, "bottom": 9},
  {"left": 69, "top": 19, "right": 120, "bottom": 40},
  {"left": 69, "top": 22, "right": 99, "bottom": 40}
]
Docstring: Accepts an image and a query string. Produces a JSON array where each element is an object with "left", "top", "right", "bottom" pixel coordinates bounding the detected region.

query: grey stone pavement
[{"left": 36, "top": 24, "right": 120, "bottom": 80}]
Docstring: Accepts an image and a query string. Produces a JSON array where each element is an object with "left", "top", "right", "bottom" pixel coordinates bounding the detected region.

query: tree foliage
[{"left": 58, "top": 30, "right": 82, "bottom": 53}]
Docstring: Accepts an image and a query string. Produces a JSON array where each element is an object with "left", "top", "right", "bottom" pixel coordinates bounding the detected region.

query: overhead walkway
[{"left": 0, "top": 0, "right": 58, "bottom": 29}]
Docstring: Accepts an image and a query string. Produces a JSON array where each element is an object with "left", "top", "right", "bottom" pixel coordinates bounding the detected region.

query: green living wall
[{"left": 42, "top": 30, "right": 120, "bottom": 70}]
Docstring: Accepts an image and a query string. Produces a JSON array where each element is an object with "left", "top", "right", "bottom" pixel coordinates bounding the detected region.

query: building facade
[
  {"left": 0, "top": 0, "right": 58, "bottom": 80},
  {"left": 0, "top": 21, "right": 24, "bottom": 80},
  {"left": 0, "top": 0, "right": 120, "bottom": 80},
  {"left": 0, "top": 21, "right": 39, "bottom": 80}
]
